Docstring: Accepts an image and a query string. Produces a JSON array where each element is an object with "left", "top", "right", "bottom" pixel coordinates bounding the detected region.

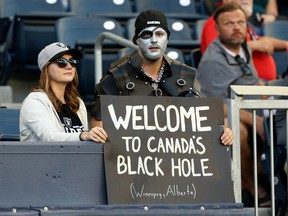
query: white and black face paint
[{"left": 136, "top": 27, "right": 168, "bottom": 60}]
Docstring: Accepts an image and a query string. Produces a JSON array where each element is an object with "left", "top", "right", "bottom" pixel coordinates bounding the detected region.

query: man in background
[
  {"left": 201, "top": 0, "right": 288, "bottom": 81},
  {"left": 196, "top": 2, "right": 271, "bottom": 207}
]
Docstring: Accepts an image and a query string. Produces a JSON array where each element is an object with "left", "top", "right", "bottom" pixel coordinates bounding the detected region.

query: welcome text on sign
[
  {"left": 107, "top": 103, "right": 214, "bottom": 178},
  {"left": 108, "top": 104, "right": 212, "bottom": 132}
]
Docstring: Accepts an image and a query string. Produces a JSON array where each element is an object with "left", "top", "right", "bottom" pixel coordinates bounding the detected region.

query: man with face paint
[
  {"left": 90, "top": 9, "right": 234, "bottom": 146},
  {"left": 196, "top": 3, "right": 271, "bottom": 207}
]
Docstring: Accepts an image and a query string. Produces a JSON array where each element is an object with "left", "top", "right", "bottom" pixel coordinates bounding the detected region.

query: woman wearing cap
[{"left": 20, "top": 42, "right": 107, "bottom": 143}]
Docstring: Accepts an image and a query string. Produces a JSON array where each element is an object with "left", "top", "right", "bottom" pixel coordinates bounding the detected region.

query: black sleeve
[{"left": 90, "top": 73, "right": 118, "bottom": 120}]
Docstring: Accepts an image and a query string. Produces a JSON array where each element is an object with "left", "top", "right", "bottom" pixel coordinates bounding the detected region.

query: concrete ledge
[
  {"left": 0, "top": 204, "right": 254, "bottom": 216},
  {"left": 0, "top": 142, "right": 107, "bottom": 207}
]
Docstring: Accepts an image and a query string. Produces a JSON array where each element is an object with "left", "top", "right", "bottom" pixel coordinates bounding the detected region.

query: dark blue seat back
[
  {"left": 263, "top": 21, "right": 288, "bottom": 77},
  {"left": 0, "top": 108, "right": 20, "bottom": 141},
  {"left": 190, "top": 48, "right": 202, "bottom": 68},
  {"left": 194, "top": 19, "right": 207, "bottom": 40},
  {"left": 69, "top": 0, "right": 133, "bottom": 15},
  {"left": 165, "top": 47, "right": 185, "bottom": 63},
  {"left": 134, "top": 0, "right": 208, "bottom": 22},
  {"left": 134, "top": 0, "right": 197, "bottom": 13},
  {"left": 0, "top": 0, "right": 64, "bottom": 17},
  {"left": 0, "top": 0, "right": 68, "bottom": 73},
  {"left": 56, "top": 16, "right": 124, "bottom": 103},
  {"left": 56, "top": 16, "right": 124, "bottom": 48}
]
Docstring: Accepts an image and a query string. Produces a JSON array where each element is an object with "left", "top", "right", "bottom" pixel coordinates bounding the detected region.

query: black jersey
[{"left": 57, "top": 104, "right": 84, "bottom": 133}]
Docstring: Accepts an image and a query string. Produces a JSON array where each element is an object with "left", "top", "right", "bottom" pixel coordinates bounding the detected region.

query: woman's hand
[
  {"left": 80, "top": 126, "right": 108, "bottom": 143},
  {"left": 221, "top": 127, "right": 234, "bottom": 146}
]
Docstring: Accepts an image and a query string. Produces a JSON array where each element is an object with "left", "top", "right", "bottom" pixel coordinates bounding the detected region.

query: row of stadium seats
[{"left": 68, "top": 0, "right": 208, "bottom": 16}]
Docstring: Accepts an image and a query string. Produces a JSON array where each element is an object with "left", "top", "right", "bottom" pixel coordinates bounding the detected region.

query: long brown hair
[{"left": 35, "top": 64, "right": 80, "bottom": 114}]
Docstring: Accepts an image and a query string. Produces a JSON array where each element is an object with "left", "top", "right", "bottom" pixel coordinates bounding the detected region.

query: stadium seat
[
  {"left": 69, "top": 0, "right": 136, "bottom": 38},
  {"left": 0, "top": 0, "right": 65, "bottom": 17},
  {"left": 190, "top": 48, "right": 202, "bottom": 68},
  {"left": 0, "top": 0, "right": 70, "bottom": 74},
  {"left": 56, "top": 16, "right": 125, "bottom": 103},
  {"left": 69, "top": 0, "right": 134, "bottom": 16},
  {"left": 56, "top": 16, "right": 124, "bottom": 48},
  {"left": 167, "top": 18, "right": 193, "bottom": 41},
  {"left": 134, "top": 0, "right": 208, "bottom": 22},
  {"left": 194, "top": 19, "right": 207, "bottom": 40},
  {"left": 135, "top": 0, "right": 197, "bottom": 13},
  {"left": 263, "top": 20, "right": 288, "bottom": 78},
  {"left": 165, "top": 47, "right": 185, "bottom": 62},
  {"left": 0, "top": 108, "right": 20, "bottom": 141}
]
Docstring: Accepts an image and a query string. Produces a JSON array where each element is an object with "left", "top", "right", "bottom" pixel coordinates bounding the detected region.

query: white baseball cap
[{"left": 37, "top": 42, "right": 83, "bottom": 71}]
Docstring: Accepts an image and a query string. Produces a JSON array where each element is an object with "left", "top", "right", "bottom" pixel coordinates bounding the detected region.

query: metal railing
[
  {"left": 228, "top": 85, "right": 288, "bottom": 216},
  {"left": 94, "top": 32, "right": 139, "bottom": 85}
]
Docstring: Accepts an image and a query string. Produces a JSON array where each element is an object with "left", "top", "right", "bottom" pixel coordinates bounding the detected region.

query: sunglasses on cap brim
[{"left": 51, "top": 58, "right": 79, "bottom": 68}]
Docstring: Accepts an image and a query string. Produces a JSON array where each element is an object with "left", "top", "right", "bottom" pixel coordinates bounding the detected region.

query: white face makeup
[{"left": 136, "top": 26, "right": 168, "bottom": 60}]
